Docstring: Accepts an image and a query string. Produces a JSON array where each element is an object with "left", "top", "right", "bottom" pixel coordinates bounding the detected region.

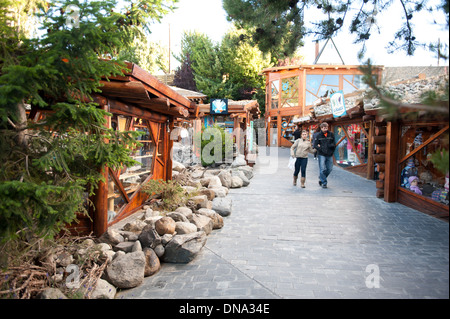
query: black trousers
[{"left": 293, "top": 157, "right": 308, "bottom": 178}]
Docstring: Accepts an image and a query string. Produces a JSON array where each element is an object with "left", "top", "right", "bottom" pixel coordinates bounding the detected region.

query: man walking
[{"left": 313, "top": 122, "right": 336, "bottom": 188}]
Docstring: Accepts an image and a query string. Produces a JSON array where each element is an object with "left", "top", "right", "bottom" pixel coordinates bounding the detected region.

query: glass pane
[
  {"left": 281, "top": 76, "right": 298, "bottom": 108},
  {"left": 107, "top": 117, "right": 156, "bottom": 221},
  {"left": 334, "top": 124, "right": 367, "bottom": 167},
  {"left": 399, "top": 125, "right": 449, "bottom": 206},
  {"left": 306, "top": 75, "right": 322, "bottom": 95},
  {"left": 271, "top": 80, "right": 279, "bottom": 109}
]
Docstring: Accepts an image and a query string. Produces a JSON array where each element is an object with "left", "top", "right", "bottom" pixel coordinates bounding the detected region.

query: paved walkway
[{"left": 117, "top": 147, "right": 449, "bottom": 299}]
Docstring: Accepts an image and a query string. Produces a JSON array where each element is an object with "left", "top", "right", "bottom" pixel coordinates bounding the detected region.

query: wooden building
[
  {"left": 197, "top": 100, "right": 261, "bottom": 165},
  {"left": 34, "top": 62, "right": 197, "bottom": 236},
  {"left": 292, "top": 71, "right": 449, "bottom": 221},
  {"left": 259, "top": 64, "right": 384, "bottom": 147}
]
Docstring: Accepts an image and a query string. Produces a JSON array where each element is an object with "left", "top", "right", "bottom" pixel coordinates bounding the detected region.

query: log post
[
  {"left": 92, "top": 102, "right": 110, "bottom": 237},
  {"left": 384, "top": 121, "right": 400, "bottom": 203}
]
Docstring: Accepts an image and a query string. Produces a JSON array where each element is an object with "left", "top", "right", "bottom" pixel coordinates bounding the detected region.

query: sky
[{"left": 147, "top": 0, "right": 449, "bottom": 74}]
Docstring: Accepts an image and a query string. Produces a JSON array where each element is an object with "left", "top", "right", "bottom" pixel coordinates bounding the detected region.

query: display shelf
[
  {"left": 118, "top": 169, "right": 151, "bottom": 180},
  {"left": 132, "top": 154, "right": 153, "bottom": 160}
]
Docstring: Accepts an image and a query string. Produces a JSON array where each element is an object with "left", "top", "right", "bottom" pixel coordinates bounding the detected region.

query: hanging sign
[
  {"left": 210, "top": 99, "right": 228, "bottom": 115},
  {"left": 330, "top": 90, "right": 347, "bottom": 118}
]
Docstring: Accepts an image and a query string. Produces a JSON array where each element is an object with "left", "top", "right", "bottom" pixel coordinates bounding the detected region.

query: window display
[
  {"left": 281, "top": 76, "right": 299, "bottom": 108},
  {"left": 333, "top": 123, "right": 368, "bottom": 167},
  {"left": 107, "top": 117, "right": 157, "bottom": 221},
  {"left": 399, "top": 124, "right": 449, "bottom": 206}
]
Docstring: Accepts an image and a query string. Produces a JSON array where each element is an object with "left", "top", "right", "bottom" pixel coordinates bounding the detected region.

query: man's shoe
[
  {"left": 322, "top": 184, "right": 327, "bottom": 189},
  {"left": 318, "top": 180, "right": 322, "bottom": 186}
]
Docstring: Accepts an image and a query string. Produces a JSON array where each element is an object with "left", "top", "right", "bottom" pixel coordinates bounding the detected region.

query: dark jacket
[
  {"left": 313, "top": 131, "right": 336, "bottom": 157},
  {"left": 293, "top": 129, "right": 301, "bottom": 140}
]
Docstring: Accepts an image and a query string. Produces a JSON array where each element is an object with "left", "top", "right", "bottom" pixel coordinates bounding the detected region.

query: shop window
[
  {"left": 270, "top": 80, "right": 279, "bottom": 109},
  {"left": 107, "top": 117, "right": 156, "bottom": 221},
  {"left": 399, "top": 124, "right": 449, "bottom": 206},
  {"left": 342, "top": 75, "right": 369, "bottom": 94},
  {"left": 280, "top": 76, "right": 299, "bottom": 108},
  {"left": 306, "top": 74, "right": 339, "bottom": 106},
  {"left": 281, "top": 116, "right": 295, "bottom": 141},
  {"left": 333, "top": 124, "right": 368, "bottom": 167}
]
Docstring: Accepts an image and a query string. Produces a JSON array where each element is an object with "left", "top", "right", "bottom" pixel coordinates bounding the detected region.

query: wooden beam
[
  {"left": 366, "top": 120, "right": 374, "bottom": 180},
  {"left": 398, "top": 124, "right": 449, "bottom": 164},
  {"left": 384, "top": 121, "right": 400, "bottom": 203},
  {"left": 108, "top": 99, "right": 169, "bottom": 123}
]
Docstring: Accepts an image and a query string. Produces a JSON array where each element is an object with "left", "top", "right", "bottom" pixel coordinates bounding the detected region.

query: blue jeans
[
  {"left": 293, "top": 157, "right": 308, "bottom": 178},
  {"left": 318, "top": 155, "right": 333, "bottom": 185}
]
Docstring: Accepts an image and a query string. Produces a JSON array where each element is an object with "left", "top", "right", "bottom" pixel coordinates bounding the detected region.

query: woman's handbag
[{"left": 288, "top": 157, "right": 296, "bottom": 171}]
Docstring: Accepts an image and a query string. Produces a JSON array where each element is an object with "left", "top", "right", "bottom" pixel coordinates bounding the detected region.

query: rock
[
  {"left": 207, "top": 176, "right": 222, "bottom": 188},
  {"left": 232, "top": 169, "right": 250, "bottom": 186},
  {"left": 155, "top": 216, "right": 176, "bottom": 236},
  {"left": 131, "top": 240, "right": 142, "bottom": 252},
  {"left": 98, "top": 228, "right": 124, "bottom": 246},
  {"left": 138, "top": 224, "right": 162, "bottom": 249},
  {"left": 199, "top": 176, "right": 212, "bottom": 187},
  {"left": 39, "top": 288, "right": 67, "bottom": 299},
  {"left": 162, "top": 231, "right": 207, "bottom": 263},
  {"left": 209, "top": 186, "right": 228, "bottom": 197},
  {"left": 230, "top": 176, "right": 243, "bottom": 188},
  {"left": 166, "top": 212, "right": 190, "bottom": 223},
  {"left": 199, "top": 188, "right": 215, "bottom": 201},
  {"left": 55, "top": 252, "right": 73, "bottom": 267},
  {"left": 218, "top": 170, "right": 232, "bottom": 188},
  {"left": 119, "top": 231, "right": 139, "bottom": 242},
  {"left": 181, "top": 185, "right": 197, "bottom": 194},
  {"left": 203, "top": 169, "right": 222, "bottom": 176},
  {"left": 212, "top": 197, "right": 232, "bottom": 217},
  {"left": 90, "top": 278, "right": 116, "bottom": 299},
  {"left": 143, "top": 248, "right": 161, "bottom": 277},
  {"left": 231, "top": 155, "right": 247, "bottom": 167},
  {"left": 189, "top": 166, "right": 205, "bottom": 179},
  {"left": 80, "top": 239, "right": 95, "bottom": 248},
  {"left": 197, "top": 208, "right": 224, "bottom": 229},
  {"left": 235, "top": 165, "right": 254, "bottom": 180},
  {"left": 123, "top": 219, "right": 147, "bottom": 233},
  {"left": 175, "top": 207, "right": 193, "bottom": 219},
  {"left": 175, "top": 221, "right": 198, "bottom": 234},
  {"left": 106, "top": 251, "right": 146, "bottom": 289},
  {"left": 172, "top": 160, "right": 186, "bottom": 172},
  {"left": 113, "top": 241, "right": 135, "bottom": 253},
  {"left": 154, "top": 244, "right": 165, "bottom": 258},
  {"left": 160, "top": 234, "right": 173, "bottom": 245},
  {"left": 190, "top": 214, "right": 213, "bottom": 235},
  {"left": 188, "top": 195, "right": 209, "bottom": 209},
  {"left": 143, "top": 216, "right": 162, "bottom": 227}
]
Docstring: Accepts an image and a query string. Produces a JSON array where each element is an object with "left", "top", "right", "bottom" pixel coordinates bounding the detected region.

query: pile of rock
[
  {"left": 38, "top": 155, "right": 254, "bottom": 299},
  {"left": 66, "top": 156, "right": 253, "bottom": 299}
]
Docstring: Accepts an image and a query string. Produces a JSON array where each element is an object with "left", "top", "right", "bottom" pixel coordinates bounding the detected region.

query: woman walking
[{"left": 290, "top": 130, "right": 316, "bottom": 188}]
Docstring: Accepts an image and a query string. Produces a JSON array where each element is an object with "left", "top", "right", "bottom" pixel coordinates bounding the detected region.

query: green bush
[
  {"left": 142, "top": 179, "right": 190, "bottom": 211},
  {"left": 195, "top": 125, "right": 233, "bottom": 167}
]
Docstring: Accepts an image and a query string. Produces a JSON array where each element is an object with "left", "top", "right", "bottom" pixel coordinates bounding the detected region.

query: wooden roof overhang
[
  {"left": 259, "top": 64, "right": 384, "bottom": 75},
  {"left": 97, "top": 62, "right": 198, "bottom": 120},
  {"left": 197, "top": 100, "right": 261, "bottom": 121}
]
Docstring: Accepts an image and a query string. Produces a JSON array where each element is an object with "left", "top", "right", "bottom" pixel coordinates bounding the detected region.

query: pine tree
[{"left": 0, "top": 0, "right": 178, "bottom": 241}]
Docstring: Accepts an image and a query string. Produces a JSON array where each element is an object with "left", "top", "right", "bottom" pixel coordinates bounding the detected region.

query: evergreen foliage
[
  {"left": 174, "top": 29, "right": 273, "bottom": 112},
  {"left": 0, "top": 0, "right": 177, "bottom": 242},
  {"left": 223, "top": 0, "right": 449, "bottom": 60}
]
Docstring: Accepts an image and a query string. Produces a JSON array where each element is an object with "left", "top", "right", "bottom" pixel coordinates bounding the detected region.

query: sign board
[
  {"left": 210, "top": 99, "right": 228, "bottom": 115},
  {"left": 330, "top": 90, "right": 347, "bottom": 118}
]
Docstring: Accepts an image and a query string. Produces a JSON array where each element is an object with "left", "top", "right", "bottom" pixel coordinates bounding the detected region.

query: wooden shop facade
[
  {"left": 261, "top": 63, "right": 448, "bottom": 220},
  {"left": 260, "top": 64, "right": 384, "bottom": 147},
  {"left": 29, "top": 62, "right": 198, "bottom": 236},
  {"left": 197, "top": 99, "right": 261, "bottom": 165}
]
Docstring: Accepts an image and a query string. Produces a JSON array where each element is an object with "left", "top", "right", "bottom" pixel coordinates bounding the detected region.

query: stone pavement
[{"left": 117, "top": 147, "right": 449, "bottom": 299}]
